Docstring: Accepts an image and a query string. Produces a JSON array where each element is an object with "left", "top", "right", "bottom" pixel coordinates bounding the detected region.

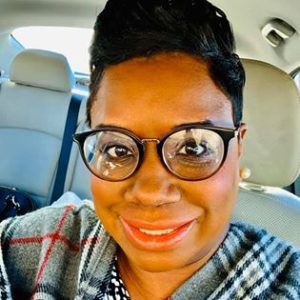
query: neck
[{"left": 117, "top": 241, "right": 223, "bottom": 300}]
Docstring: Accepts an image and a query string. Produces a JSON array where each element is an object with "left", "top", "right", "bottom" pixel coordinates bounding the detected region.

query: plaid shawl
[{"left": 0, "top": 202, "right": 299, "bottom": 300}]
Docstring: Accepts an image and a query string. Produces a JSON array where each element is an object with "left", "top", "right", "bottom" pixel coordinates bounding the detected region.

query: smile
[
  {"left": 139, "top": 228, "right": 176, "bottom": 236},
  {"left": 119, "top": 217, "right": 196, "bottom": 251}
]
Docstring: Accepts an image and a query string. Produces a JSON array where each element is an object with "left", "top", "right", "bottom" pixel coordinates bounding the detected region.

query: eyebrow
[
  {"left": 94, "top": 120, "right": 216, "bottom": 131},
  {"left": 173, "top": 120, "right": 215, "bottom": 129},
  {"left": 94, "top": 123, "right": 120, "bottom": 129}
]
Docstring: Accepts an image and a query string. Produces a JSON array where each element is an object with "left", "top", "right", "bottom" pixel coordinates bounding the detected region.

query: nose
[{"left": 124, "top": 143, "right": 181, "bottom": 206}]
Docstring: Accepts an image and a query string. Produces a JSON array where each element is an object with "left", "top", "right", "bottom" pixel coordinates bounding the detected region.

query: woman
[{"left": 0, "top": 0, "right": 299, "bottom": 299}]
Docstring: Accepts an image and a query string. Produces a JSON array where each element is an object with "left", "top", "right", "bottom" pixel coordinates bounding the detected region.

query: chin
[
  {"left": 124, "top": 249, "right": 195, "bottom": 272},
  {"left": 120, "top": 236, "right": 220, "bottom": 273}
]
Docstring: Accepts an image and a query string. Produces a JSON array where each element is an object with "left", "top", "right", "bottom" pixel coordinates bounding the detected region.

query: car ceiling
[{"left": 0, "top": 0, "right": 299, "bottom": 74}]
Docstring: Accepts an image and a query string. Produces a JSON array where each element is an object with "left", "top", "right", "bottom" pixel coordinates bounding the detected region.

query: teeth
[{"left": 139, "top": 228, "right": 176, "bottom": 236}]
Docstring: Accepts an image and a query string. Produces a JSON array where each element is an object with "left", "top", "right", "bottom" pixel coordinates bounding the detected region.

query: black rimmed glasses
[{"left": 73, "top": 123, "right": 240, "bottom": 182}]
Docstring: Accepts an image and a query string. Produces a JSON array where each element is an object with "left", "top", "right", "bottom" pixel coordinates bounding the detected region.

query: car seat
[
  {"left": 233, "top": 59, "right": 300, "bottom": 249},
  {"left": 0, "top": 49, "right": 76, "bottom": 207},
  {"left": 64, "top": 119, "right": 92, "bottom": 200}
]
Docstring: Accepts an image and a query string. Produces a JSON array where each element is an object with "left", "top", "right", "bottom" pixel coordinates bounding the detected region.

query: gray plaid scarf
[{"left": 0, "top": 202, "right": 299, "bottom": 299}]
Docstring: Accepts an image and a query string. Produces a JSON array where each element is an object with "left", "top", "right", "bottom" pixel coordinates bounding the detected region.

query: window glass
[
  {"left": 12, "top": 26, "right": 93, "bottom": 74},
  {"left": 292, "top": 71, "right": 300, "bottom": 196},
  {"left": 294, "top": 72, "right": 300, "bottom": 89}
]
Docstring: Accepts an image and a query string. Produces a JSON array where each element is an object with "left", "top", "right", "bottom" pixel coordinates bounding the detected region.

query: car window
[
  {"left": 295, "top": 71, "right": 300, "bottom": 89},
  {"left": 12, "top": 26, "right": 93, "bottom": 75},
  {"left": 293, "top": 71, "right": 300, "bottom": 196}
]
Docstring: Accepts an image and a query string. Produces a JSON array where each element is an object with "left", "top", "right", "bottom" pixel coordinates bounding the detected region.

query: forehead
[{"left": 91, "top": 53, "right": 233, "bottom": 136}]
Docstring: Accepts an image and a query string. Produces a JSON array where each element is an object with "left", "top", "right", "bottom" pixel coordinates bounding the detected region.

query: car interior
[{"left": 0, "top": 0, "right": 299, "bottom": 249}]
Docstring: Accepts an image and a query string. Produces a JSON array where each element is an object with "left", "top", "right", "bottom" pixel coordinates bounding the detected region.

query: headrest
[
  {"left": 240, "top": 59, "right": 300, "bottom": 188},
  {"left": 9, "top": 49, "right": 75, "bottom": 92}
]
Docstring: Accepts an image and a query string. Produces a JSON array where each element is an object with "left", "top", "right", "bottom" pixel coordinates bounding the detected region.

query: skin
[{"left": 90, "top": 52, "right": 247, "bottom": 299}]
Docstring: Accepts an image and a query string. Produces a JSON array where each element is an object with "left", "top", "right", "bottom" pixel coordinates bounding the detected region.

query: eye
[
  {"left": 178, "top": 139, "right": 207, "bottom": 156},
  {"left": 105, "top": 144, "right": 133, "bottom": 159}
]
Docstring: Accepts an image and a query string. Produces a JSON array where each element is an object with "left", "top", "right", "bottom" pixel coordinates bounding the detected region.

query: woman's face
[{"left": 90, "top": 52, "right": 246, "bottom": 272}]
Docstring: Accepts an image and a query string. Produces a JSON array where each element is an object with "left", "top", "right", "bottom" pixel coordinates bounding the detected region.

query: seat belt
[{"left": 50, "top": 94, "right": 82, "bottom": 204}]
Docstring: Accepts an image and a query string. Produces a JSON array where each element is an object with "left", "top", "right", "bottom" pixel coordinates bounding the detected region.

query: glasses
[{"left": 73, "top": 123, "right": 240, "bottom": 182}]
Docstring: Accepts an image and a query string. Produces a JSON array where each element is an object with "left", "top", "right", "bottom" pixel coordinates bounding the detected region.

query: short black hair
[{"left": 87, "top": 0, "right": 245, "bottom": 127}]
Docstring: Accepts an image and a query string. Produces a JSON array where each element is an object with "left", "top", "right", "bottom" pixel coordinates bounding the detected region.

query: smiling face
[{"left": 90, "top": 52, "right": 246, "bottom": 272}]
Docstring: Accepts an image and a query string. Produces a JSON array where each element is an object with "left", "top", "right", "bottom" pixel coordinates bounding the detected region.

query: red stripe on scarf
[{"left": 31, "top": 205, "right": 74, "bottom": 299}]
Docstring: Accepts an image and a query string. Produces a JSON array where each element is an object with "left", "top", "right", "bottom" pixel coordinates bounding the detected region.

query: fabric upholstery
[
  {"left": 9, "top": 49, "right": 75, "bottom": 93},
  {"left": 241, "top": 59, "right": 300, "bottom": 187},
  {"left": 234, "top": 59, "right": 300, "bottom": 248},
  {"left": 0, "top": 82, "right": 70, "bottom": 137},
  {"left": 64, "top": 118, "right": 92, "bottom": 200},
  {"left": 234, "top": 186, "right": 300, "bottom": 248},
  {"left": 0, "top": 50, "right": 75, "bottom": 207}
]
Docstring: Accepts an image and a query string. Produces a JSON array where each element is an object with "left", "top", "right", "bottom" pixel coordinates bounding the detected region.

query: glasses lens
[
  {"left": 83, "top": 131, "right": 139, "bottom": 181},
  {"left": 162, "top": 128, "right": 224, "bottom": 180}
]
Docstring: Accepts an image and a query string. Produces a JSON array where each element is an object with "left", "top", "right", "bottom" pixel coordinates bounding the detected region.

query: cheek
[
  {"left": 185, "top": 145, "right": 240, "bottom": 215},
  {"left": 91, "top": 175, "right": 126, "bottom": 238},
  {"left": 90, "top": 175, "right": 121, "bottom": 217}
]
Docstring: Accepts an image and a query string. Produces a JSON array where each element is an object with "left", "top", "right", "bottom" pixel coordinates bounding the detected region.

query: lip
[{"left": 119, "top": 217, "right": 196, "bottom": 251}]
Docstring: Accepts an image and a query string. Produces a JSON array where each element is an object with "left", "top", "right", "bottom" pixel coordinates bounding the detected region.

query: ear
[{"left": 237, "top": 123, "right": 247, "bottom": 158}]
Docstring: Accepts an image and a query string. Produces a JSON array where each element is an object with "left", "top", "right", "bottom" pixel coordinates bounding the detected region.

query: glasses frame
[{"left": 73, "top": 123, "right": 240, "bottom": 182}]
